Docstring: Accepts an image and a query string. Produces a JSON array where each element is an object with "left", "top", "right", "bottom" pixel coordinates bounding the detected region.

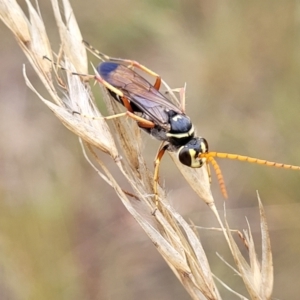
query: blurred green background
[{"left": 1, "top": 0, "right": 300, "bottom": 299}]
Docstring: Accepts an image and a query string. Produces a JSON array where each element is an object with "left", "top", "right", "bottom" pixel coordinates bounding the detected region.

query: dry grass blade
[
  {"left": 221, "top": 194, "right": 273, "bottom": 299},
  {"left": 52, "top": 0, "right": 87, "bottom": 74},
  {"left": 0, "top": 0, "right": 274, "bottom": 299},
  {"left": 257, "top": 192, "right": 273, "bottom": 297}
]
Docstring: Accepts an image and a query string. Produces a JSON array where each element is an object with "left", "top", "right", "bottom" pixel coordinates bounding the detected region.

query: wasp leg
[
  {"left": 164, "top": 84, "right": 186, "bottom": 112},
  {"left": 64, "top": 67, "right": 125, "bottom": 98},
  {"left": 153, "top": 143, "right": 168, "bottom": 207},
  {"left": 44, "top": 55, "right": 161, "bottom": 121},
  {"left": 74, "top": 110, "right": 155, "bottom": 128},
  {"left": 92, "top": 74, "right": 124, "bottom": 97},
  {"left": 106, "top": 111, "right": 155, "bottom": 128},
  {"left": 105, "top": 92, "right": 156, "bottom": 127},
  {"left": 124, "top": 60, "right": 161, "bottom": 90},
  {"left": 178, "top": 83, "right": 186, "bottom": 113},
  {"left": 108, "top": 59, "right": 161, "bottom": 90},
  {"left": 83, "top": 40, "right": 162, "bottom": 90}
]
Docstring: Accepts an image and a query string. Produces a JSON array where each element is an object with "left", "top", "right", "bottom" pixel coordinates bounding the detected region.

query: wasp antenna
[
  {"left": 206, "top": 156, "right": 228, "bottom": 199},
  {"left": 202, "top": 152, "right": 300, "bottom": 171}
]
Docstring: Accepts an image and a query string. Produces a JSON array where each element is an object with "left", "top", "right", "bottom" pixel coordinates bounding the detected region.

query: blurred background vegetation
[{"left": 1, "top": 0, "right": 300, "bottom": 299}]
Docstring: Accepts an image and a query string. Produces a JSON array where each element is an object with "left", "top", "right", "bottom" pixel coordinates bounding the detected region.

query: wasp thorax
[
  {"left": 166, "top": 111, "right": 194, "bottom": 146},
  {"left": 178, "top": 137, "right": 208, "bottom": 168}
]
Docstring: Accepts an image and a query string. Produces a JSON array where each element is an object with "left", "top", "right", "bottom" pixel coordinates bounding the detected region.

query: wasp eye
[{"left": 178, "top": 137, "right": 208, "bottom": 168}]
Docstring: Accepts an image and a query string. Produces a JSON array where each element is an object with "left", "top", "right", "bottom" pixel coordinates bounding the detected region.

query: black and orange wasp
[{"left": 70, "top": 41, "right": 300, "bottom": 202}]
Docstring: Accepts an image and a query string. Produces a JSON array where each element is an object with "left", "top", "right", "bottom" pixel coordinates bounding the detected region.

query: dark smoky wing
[
  {"left": 99, "top": 63, "right": 135, "bottom": 88},
  {"left": 99, "top": 63, "right": 182, "bottom": 125},
  {"left": 125, "top": 86, "right": 173, "bottom": 125}
]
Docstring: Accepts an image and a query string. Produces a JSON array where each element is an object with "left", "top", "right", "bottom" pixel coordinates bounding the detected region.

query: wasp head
[{"left": 177, "top": 137, "right": 208, "bottom": 168}]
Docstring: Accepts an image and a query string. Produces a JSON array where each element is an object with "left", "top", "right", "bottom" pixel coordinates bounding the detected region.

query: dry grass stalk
[{"left": 0, "top": 0, "right": 274, "bottom": 298}]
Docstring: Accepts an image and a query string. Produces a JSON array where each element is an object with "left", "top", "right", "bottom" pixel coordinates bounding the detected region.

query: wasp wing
[{"left": 98, "top": 62, "right": 183, "bottom": 127}]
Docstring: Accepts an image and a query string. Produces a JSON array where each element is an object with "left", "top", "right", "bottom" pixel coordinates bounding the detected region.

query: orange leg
[
  {"left": 106, "top": 111, "right": 155, "bottom": 128},
  {"left": 74, "top": 109, "right": 155, "bottom": 129},
  {"left": 153, "top": 144, "right": 168, "bottom": 206}
]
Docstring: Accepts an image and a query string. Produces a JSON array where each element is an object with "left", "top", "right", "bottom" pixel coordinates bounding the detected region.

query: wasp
[
  {"left": 97, "top": 60, "right": 215, "bottom": 199},
  {"left": 76, "top": 41, "right": 300, "bottom": 202}
]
